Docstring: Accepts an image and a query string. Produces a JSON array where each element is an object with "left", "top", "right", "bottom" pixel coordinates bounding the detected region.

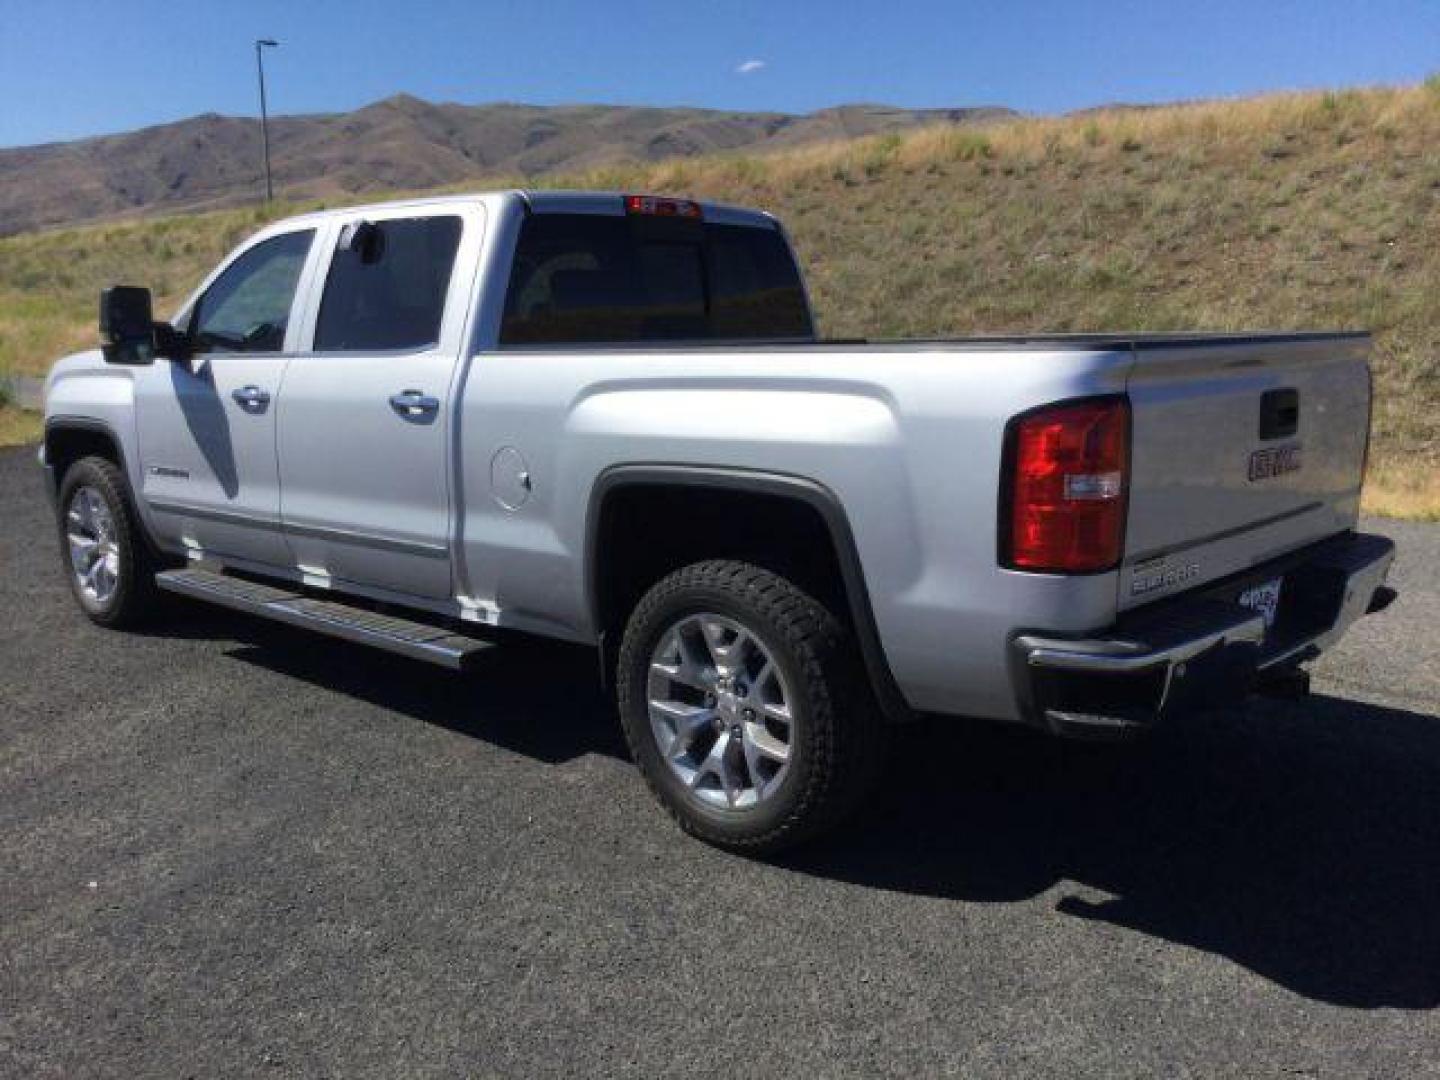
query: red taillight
[
  {"left": 624, "top": 194, "right": 703, "bottom": 219},
  {"left": 1001, "top": 396, "right": 1130, "bottom": 573}
]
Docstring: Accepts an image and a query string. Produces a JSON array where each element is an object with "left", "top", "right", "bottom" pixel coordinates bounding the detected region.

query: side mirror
[{"left": 99, "top": 285, "right": 156, "bottom": 365}]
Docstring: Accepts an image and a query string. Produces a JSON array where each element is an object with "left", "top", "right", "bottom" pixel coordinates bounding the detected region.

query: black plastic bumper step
[{"left": 155, "top": 567, "right": 494, "bottom": 670}]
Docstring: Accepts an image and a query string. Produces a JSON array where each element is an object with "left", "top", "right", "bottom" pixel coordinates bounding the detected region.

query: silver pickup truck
[{"left": 41, "top": 190, "right": 1396, "bottom": 852}]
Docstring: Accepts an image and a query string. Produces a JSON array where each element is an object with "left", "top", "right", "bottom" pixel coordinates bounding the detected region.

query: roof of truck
[{"left": 268, "top": 190, "right": 778, "bottom": 231}]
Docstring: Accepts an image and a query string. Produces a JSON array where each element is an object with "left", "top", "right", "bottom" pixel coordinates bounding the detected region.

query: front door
[
  {"left": 276, "top": 207, "right": 481, "bottom": 599},
  {"left": 135, "top": 228, "right": 317, "bottom": 566}
]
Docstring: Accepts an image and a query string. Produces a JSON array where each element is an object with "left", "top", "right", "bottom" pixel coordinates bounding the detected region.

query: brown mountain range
[{"left": 0, "top": 95, "right": 1015, "bottom": 236}]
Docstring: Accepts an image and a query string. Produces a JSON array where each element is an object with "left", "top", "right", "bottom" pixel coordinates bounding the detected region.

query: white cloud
[{"left": 735, "top": 59, "right": 765, "bottom": 75}]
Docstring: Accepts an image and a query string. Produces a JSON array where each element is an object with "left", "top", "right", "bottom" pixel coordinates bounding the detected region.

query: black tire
[
  {"left": 616, "top": 560, "right": 888, "bottom": 855},
  {"left": 55, "top": 455, "right": 164, "bottom": 629}
]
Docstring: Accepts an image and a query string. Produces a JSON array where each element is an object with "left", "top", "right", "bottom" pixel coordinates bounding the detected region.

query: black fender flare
[
  {"left": 42, "top": 416, "right": 131, "bottom": 498},
  {"left": 43, "top": 416, "right": 169, "bottom": 559},
  {"left": 585, "top": 464, "right": 913, "bottom": 723}
]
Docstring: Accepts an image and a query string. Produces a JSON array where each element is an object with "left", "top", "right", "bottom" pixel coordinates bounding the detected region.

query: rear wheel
[
  {"left": 616, "top": 560, "right": 887, "bottom": 855},
  {"left": 56, "top": 456, "right": 164, "bottom": 628}
]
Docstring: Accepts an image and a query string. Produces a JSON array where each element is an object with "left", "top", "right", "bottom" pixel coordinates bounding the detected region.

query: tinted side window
[
  {"left": 314, "top": 216, "right": 463, "bottom": 352},
  {"left": 191, "top": 230, "right": 314, "bottom": 354},
  {"left": 499, "top": 215, "right": 812, "bottom": 346}
]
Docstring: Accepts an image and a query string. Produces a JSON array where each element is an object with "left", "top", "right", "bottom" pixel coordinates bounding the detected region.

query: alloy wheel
[
  {"left": 66, "top": 485, "right": 121, "bottom": 607},
  {"left": 646, "top": 613, "right": 795, "bottom": 810}
]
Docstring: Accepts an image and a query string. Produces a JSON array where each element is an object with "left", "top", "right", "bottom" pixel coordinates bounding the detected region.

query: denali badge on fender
[{"left": 1249, "top": 443, "right": 1303, "bottom": 481}]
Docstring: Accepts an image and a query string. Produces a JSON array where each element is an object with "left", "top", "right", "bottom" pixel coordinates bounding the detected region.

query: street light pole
[{"left": 255, "top": 39, "right": 279, "bottom": 203}]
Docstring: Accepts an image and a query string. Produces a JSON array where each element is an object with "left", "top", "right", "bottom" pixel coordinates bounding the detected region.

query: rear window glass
[
  {"left": 314, "top": 216, "right": 462, "bottom": 352},
  {"left": 499, "top": 214, "right": 812, "bottom": 346}
]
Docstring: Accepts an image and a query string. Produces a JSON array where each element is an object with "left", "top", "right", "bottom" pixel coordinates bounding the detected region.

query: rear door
[
  {"left": 1119, "top": 334, "right": 1370, "bottom": 609},
  {"left": 135, "top": 227, "right": 318, "bottom": 566},
  {"left": 275, "top": 204, "right": 484, "bottom": 599}
]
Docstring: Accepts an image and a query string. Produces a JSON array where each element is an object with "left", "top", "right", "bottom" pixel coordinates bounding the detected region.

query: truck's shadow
[
  {"left": 222, "top": 620, "right": 1440, "bottom": 1011},
  {"left": 222, "top": 620, "right": 629, "bottom": 763},
  {"left": 789, "top": 694, "right": 1440, "bottom": 1011}
]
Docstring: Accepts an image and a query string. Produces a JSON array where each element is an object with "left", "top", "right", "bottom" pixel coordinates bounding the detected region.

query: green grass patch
[{"left": 0, "top": 405, "right": 42, "bottom": 448}]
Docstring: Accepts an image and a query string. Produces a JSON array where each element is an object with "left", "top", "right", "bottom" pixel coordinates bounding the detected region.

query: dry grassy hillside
[{"left": 2, "top": 82, "right": 1437, "bottom": 511}]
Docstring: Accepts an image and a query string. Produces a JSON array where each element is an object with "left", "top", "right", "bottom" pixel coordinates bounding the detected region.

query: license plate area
[{"left": 1237, "top": 576, "right": 1283, "bottom": 629}]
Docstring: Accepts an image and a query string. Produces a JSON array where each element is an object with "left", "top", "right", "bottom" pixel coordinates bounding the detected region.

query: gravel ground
[{"left": 2, "top": 445, "right": 1437, "bottom": 1078}]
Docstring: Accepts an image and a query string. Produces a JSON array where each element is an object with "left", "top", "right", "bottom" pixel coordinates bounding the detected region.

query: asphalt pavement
[{"left": 2, "top": 445, "right": 1438, "bottom": 1078}]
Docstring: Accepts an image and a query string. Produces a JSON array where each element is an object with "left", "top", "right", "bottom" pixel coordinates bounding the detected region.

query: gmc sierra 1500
[{"left": 40, "top": 191, "right": 1396, "bottom": 852}]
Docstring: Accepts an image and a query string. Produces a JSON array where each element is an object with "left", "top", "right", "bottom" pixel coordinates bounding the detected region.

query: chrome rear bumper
[{"left": 1013, "top": 531, "right": 1396, "bottom": 736}]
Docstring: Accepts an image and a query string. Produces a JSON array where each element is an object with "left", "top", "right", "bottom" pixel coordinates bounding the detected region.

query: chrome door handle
[
  {"left": 231, "top": 385, "right": 271, "bottom": 409},
  {"left": 389, "top": 390, "right": 440, "bottom": 417}
]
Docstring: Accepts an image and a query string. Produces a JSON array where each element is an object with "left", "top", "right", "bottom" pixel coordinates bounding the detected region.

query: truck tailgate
[{"left": 1119, "top": 334, "right": 1370, "bottom": 610}]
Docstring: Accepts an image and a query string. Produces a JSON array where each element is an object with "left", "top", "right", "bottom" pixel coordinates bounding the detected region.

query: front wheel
[
  {"left": 616, "top": 560, "right": 887, "bottom": 855},
  {"left": 56, "top": 455, "right": 164, "bottom": 628}
]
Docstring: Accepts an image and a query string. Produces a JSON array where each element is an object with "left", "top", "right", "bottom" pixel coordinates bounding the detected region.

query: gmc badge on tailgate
[{"left": 1249, "top": 443, "right": 1303, "bottom": 481}]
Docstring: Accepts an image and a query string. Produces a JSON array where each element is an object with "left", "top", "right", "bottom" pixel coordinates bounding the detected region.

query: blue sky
[{"left": 1, "top": 0, "right": 1437, "bottom": 147}]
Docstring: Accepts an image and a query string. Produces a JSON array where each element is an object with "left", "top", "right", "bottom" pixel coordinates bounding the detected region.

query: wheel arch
[
  {"left": 585, "top": 465, "right": 912, "bottom": 723},
  {"left": 43, "top": 417, "right": 131, "bottom": 493},
  {"left": 43, "top": 417, "right": 170, "bottom": 560}
]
